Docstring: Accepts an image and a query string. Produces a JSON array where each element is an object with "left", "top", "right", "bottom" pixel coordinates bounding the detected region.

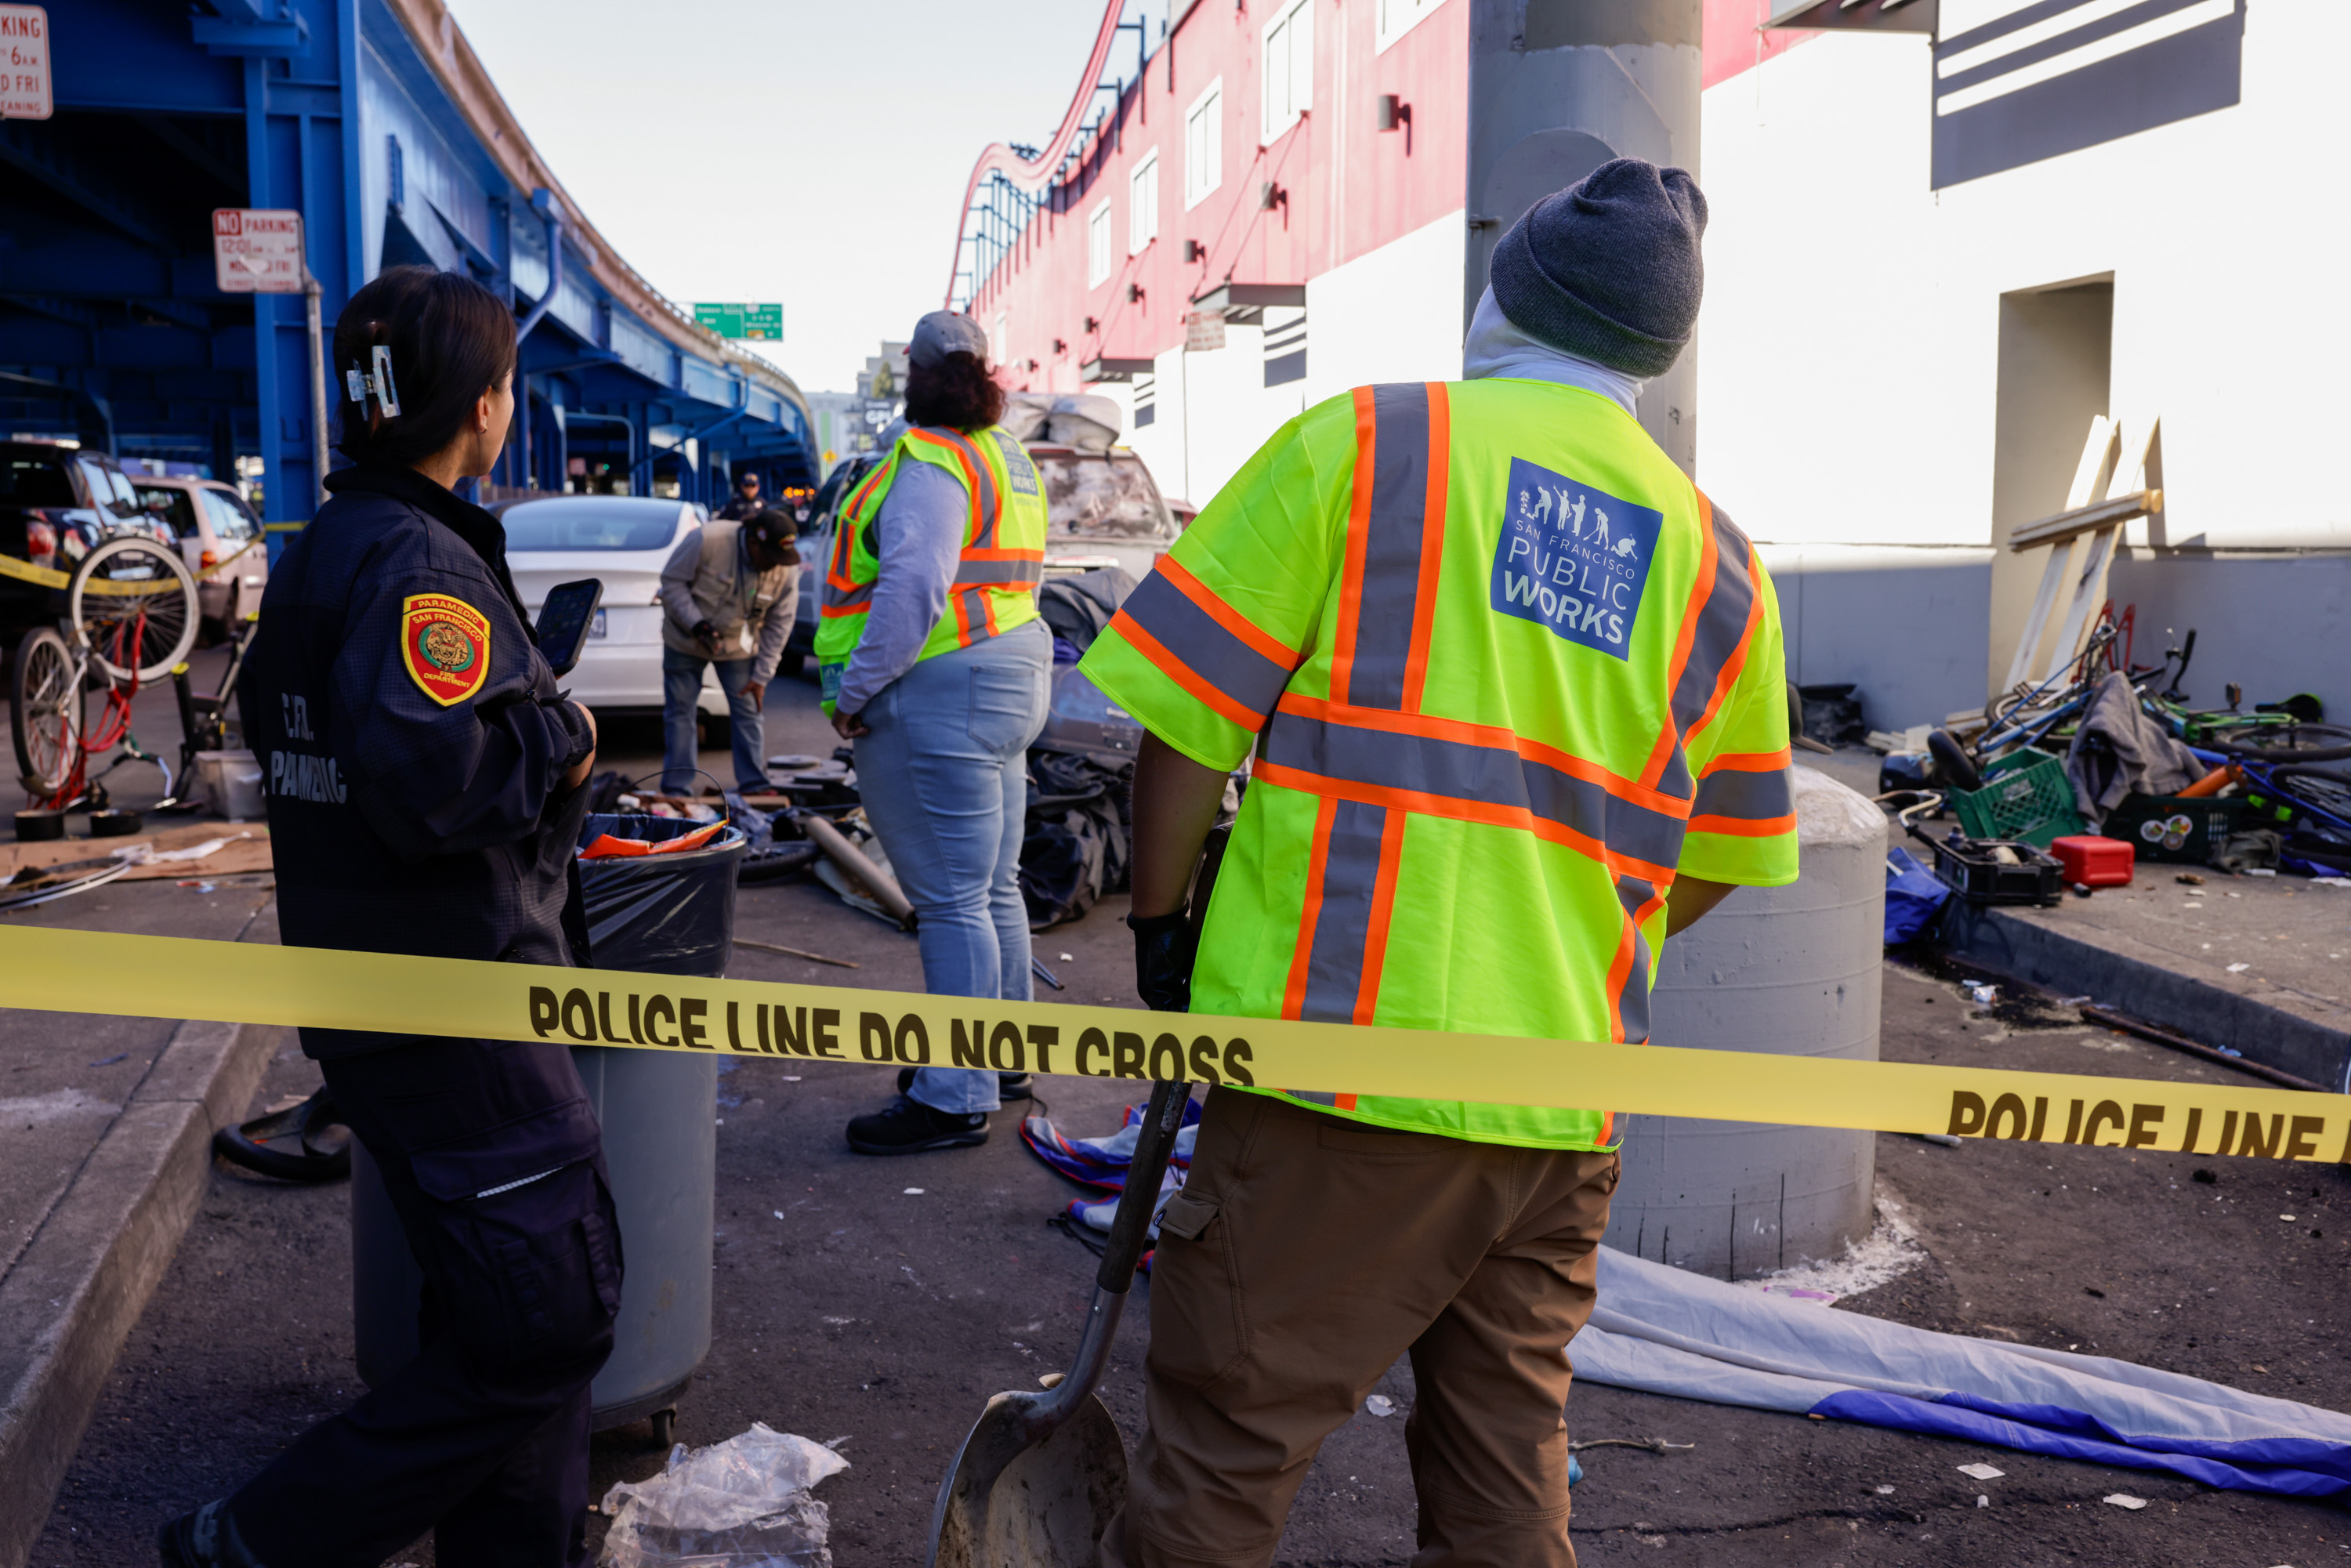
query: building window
[
  {"left": 1262, "top": 0, "right": 1313, "bottom": 142},
  {"left": 1184, "top": 78, "right": 1223, "bottom": 211},
  {"left": 1089, "top": 199, "right": 1114, "bottom": 288},
  {"left": 1129, "top": 150, "right": 1160, "bottom": 255},
  {"left": 1264, "top": 308, "right": 1307, "bottom": 388},
  {"left": 1376, "top": 0, "right": 1444, "bottom": 54},
  {"left": 1134, "top": 371, "right": 1157, "bottom": 429}
]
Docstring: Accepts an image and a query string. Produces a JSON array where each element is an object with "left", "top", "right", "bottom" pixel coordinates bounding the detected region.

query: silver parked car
[{"left": 495, "top": 494, "right": 725, "bottom": 719}]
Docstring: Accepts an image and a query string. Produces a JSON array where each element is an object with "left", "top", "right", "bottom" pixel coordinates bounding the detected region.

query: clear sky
[{"left": 448, "top": 0, "right": 1109, "bottom": 395}]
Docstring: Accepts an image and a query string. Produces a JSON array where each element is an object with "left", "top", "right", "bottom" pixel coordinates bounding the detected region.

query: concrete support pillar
[{"left": 1465, "top": 0, "right": 1702, "bottom": 474}]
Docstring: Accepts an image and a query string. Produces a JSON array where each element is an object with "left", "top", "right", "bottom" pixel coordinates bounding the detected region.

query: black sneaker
[
  {"left": 895, "top": 1066, "right": 1033, "bottom": 1101},
  {"left": 847, "top": 1095, "right": 990, "bottom": 1155}
]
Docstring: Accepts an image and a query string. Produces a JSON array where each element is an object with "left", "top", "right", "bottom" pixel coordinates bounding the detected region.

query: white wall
[
  {"left": 1697, "top": 5, "right": 2351, "bottom": 557},
  {"left": 1302, "top": 208, "right": 1469, "bottom": 404}
]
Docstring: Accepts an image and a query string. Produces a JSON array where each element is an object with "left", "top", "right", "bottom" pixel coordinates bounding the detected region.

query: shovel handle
[{"left": 1096, "top": 1077, "right": 1189, "bottom": 1294}]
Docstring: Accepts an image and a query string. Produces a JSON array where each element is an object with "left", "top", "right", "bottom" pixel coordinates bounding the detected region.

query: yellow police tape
[
  {"left": 0, "top": 924, "right": 2341, "bottom": 1162},
  {"left": 0, "top": 536, "right": 260, "bottom": 597}
]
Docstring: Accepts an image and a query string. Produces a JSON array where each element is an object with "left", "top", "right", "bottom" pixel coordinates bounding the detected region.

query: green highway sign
[{"left": 692, "top": 302, "right": 784, "bottom": 341}]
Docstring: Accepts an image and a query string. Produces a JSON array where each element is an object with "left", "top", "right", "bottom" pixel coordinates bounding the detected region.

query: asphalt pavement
[{"left": 23, "top": 682, "right": 2351, "bottom": 1566}]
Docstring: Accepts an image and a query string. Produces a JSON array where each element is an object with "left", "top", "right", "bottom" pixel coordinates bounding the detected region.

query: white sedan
[{"left": 498, "top": 495, "right": 725, "bottom": 718}]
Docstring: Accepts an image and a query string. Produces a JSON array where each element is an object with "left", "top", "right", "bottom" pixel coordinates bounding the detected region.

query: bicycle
[{"left": 10, "top": 534, "right": 201, "bottom": 810}]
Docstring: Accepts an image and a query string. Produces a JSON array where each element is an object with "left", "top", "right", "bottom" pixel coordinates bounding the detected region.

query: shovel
[{"left": 925, "top": 1076, "right": 1191, "bottom": 1568}]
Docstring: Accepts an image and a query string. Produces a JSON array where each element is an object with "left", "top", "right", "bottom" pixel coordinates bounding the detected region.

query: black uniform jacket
[{"left": 241, "top": 465, "right": 596, "bottom": 1058}]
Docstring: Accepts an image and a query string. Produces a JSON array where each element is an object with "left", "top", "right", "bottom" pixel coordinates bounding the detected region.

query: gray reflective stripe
[
  {"left": 1345, "top": 382, "right": 1433, "bottom": 712},
  {"left": 1262, "top": 709, "right": 1690, "bottom": 873},
  {"left": 1121, "top": 570, "right": 1293, "bottom": 720},
  {"left": 820, "top": 578, "right": 874, "bottom": 610},
  {"left": 1659, "top": 505, "right": 1759, "bottom": 798},
  {"left": 1614, "top": 877, "right": 1660, "bottom": 1045},
  {"left": 922, "top": 427, "right": 998, "bottom": 546},
  {"left": 1287, "top": 1090, "right": 1343, "bottom": 1106},
  {"left": 954, "top": 586, "right": 991, "bottom": 639},
  {"left": 954, "top": 557, "right": 1043, "bottom": 586},
  {"left": 1693, "top": 765, "right": 1794, "bottom": 824},
  {"left": 473, "top": 1164, "right": 563, "bottom": 1200},
  {"left": 1296, "top": 798, "right": 1393, "bottom": 1024}
]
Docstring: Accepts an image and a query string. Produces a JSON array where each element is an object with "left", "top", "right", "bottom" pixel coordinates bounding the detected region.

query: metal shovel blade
[
  {"left": 929, "top": 1383, "right": 1128, "bottom": 1568},
  {"left": 925, "top": 1080, "right": 1192, "bottom": 1568}
]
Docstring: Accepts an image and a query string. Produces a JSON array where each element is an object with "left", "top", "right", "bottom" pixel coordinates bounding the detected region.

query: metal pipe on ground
[{"left": 798, "top": 812, "right": 916, "bottom": 929}]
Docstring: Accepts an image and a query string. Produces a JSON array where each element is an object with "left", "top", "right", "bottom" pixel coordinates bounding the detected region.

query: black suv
[{"left": 0, "top": 443, "right": 176, "bottom": 647}]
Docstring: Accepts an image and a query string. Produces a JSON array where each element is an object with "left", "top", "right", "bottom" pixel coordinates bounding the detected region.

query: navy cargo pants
[{"left": 228, "top": 1036, "right": 621, "bottom": 1568}]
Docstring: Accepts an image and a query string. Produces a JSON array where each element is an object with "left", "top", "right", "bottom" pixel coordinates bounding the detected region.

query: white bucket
[{"left": 194, "top": 748, "right": 265, "bottom": 820}]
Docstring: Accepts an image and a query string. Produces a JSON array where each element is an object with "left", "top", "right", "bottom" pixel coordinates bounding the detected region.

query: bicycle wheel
[
  {"left": 10, "top": 626, "right": 85, "bottom": 796},
  {"left": 2270, "top": 766, "right": 2351, "bottom": 833},
  {"left": 67, "top": 535, "right": 198, "bottom": 684},
  {"left": 2208, "top": 723, "right": 2351, "bottom": 763}
]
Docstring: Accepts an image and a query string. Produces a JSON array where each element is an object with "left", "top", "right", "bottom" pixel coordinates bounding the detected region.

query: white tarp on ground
[{"left": 1572, "top": 1246, "right": 2351, "bottom": 1497}]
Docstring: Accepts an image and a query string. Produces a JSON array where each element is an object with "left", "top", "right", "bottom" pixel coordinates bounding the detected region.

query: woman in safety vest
[{"left": 818, "top": 312, "right": 1052, "bottom": 1154}]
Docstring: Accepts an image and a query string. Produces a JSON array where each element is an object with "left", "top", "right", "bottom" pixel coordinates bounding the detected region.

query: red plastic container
[{"left": 2050, "top": 835, "right": 2135, "bottom": 887}]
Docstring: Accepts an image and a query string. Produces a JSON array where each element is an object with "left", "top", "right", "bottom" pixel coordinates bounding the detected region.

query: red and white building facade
[{"left": 958, "top": 0, "right": 2349, "bottom": 726}]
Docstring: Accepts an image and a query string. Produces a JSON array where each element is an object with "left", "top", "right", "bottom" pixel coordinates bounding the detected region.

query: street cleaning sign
[
  {"left": 212, "top": 209, "right": 306, "bottom": 294},
  {"left": 693, "top": 302, "right": 784, "bottom": 341},
  {"left": 1, "top": 925, "right": 2345, "bottom": 1163},
  {"left": 0, "top": 5, "right": 50, "bottom": 120}
]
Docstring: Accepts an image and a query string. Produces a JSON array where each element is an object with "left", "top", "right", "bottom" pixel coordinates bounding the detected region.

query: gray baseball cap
[{"left": 909, "top": 310, "right": 989, "bottom": 369}]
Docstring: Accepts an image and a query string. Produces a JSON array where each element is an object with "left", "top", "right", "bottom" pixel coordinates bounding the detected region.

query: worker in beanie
[{"left": 1079, "top": 158, "right": 1798, "bottom": 1566}]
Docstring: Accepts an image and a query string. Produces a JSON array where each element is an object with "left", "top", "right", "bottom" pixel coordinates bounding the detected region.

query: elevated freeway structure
[{"left": 5, "top": 0, "right": 813, "bottom": 542}]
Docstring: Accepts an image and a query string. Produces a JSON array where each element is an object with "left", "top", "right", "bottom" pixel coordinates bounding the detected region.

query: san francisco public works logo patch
[
  {"left": 1487, "top": 456, "right": 1665, "bottom": 662},
  {"left": 400, "top": 592, "right": 491, "bottom": 707}
]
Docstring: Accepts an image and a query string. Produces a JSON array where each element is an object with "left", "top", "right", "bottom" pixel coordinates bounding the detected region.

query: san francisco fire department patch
[{"left": 400, "top": 593, "right": 491, "bottom": 707}]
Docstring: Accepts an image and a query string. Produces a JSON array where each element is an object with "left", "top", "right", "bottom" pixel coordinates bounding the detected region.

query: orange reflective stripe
[
  {"left": 1607, "top": 875, "right": 1668, "bottom": 1045},
  {"left": 1330, "top": 386, "right": 1379, "bottom": 708},
  {"left": 1353, "top": 809, "right": 1408, "bottom": 1026},
  {"left": 1683, "top": 541, "right": 1766, "bottom": 750},
  {"left": 1157, "top": 554, "right": 1302, "bottom": 668},
  {"left": 1283, "top": 796, "right": 1342, "bottom": 1019},
  {"left": 1401, "top": 382, "right": 1450, "bottom": 714},
  {"left": 905, "top": 429, "right": 995, "bottom": 548},
  {"left": 1707, "top": 747, "right": 1792, "bottom": 773},
  {"left": 1106, "top": 606, "right": 1263, "bottom": 731},
  {"left": 1641, "top": 488, "right": 1720, "bottom": 791}
]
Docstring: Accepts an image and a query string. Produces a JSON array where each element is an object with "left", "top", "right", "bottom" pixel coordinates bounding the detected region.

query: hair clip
[
  {"left": 371, "top": 345, "right": 402, "bottom": 418},
  {"left": 346, "top": 368, "right": 368, "bottom": 404}
]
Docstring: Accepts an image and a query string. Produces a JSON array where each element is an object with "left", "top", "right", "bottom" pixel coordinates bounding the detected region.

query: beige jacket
[{"left": 658, "top": 519, "right": 797, "bottom": 679}]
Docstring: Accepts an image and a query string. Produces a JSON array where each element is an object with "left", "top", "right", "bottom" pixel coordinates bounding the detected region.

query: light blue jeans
[
  {"left": 853, "top": 619, "right": 1051, "bottom": 1114},
  {"left": 662, "top": 647, "right": 770, "bottom": 792}
]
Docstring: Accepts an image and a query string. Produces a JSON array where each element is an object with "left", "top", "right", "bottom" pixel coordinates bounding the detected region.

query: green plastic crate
[{"left": 1948, "top": 748, "right": 2085, "bottom": 848}]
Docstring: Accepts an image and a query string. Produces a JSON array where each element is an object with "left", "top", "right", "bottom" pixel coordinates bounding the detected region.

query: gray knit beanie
[{"left": 1487, "top": 158, "right": 1707, "bottom": 378}]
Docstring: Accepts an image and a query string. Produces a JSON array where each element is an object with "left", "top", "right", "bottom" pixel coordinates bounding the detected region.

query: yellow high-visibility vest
[{"left": 1079, "top": 378, "right": 1799, "bottom": 1150}]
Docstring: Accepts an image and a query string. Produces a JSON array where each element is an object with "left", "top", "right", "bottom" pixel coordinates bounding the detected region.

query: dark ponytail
[
  {"left": 332, "top": 265, "right": 517, "bottom": 468},
  {"left": 903, "top": 351, "right": 1005, "bottom": 434}
]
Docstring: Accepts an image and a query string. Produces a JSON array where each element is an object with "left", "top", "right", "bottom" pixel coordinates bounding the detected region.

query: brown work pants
[{"left": 1101, "top": 1088, "right": 1621, "bottom": 1568}]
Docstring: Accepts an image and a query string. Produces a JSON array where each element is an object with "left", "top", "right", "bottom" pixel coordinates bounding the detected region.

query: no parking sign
[{"left": 0, "top": 5, "right": 49, "bottom": 121}]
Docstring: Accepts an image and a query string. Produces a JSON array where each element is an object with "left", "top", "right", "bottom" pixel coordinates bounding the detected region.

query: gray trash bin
[{"left": 353, "top": 814, "right": 744, "bottom": 1442}]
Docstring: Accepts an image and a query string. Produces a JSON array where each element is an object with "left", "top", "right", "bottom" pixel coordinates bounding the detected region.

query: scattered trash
[
  {"left": 1059, "top": 951, "right": 1074, "bottom": 962},
  {"left": 781, "top": 1075, "right": 802, "bottom": 1081},
  {"left": 1914, "top": 1132, "right": 1963, "bottom": 1148},
  {"left": 2104, "top": 1493, "right": 2148, "bottom": 1510},
  {"left": 1874, "top": 1484, "right": 1896, "bottom": 1494},
  {"left": 1962, "top": 981, "right": 2000, "bottom": 1006},
  {"left": 1031, "top": 955, "right": 1066, "bottom": 991},
  {"left": 1956, "top": 1463, "right": 2005, "bottom": 1480},
  {"left": 1976, "top": 1494, "right": 1990, "bottom": 1507},
  {"left": 581, "top": 820, "right": 727, "bottom": 859},
  {"left": 734, "top": 936, "right": 859, "bottom": 970},
  {"left": 1883, "top": 847, "right": 1951, "bottom": 944},
  {"left": 2176, "top": 872, "right": 2205, "bottom": 885},
  {"left": 903, "top": 1187, "right": 924, "bottom": 1196},
  {"left": 1364, "top": 1394, "right": 1395, "bottom": 1418},
  {"left": 2246, "top": 867, "right": 2277, "bottom": 878},
  {"left": 2227, "top": 962, "right": 2252, "bottom": 973},
  {"left": 2085, "top": 1287, "right": 2106, "bottom": 1298},
  {"left": 1756, "top": 1284, "right": 1841, "bottom": 1305},
  {"left": 88, "top": 1053, "right": 126, "bottom": 1066},
  {"left": 599, "top": 1422, "right": 848, "bottom": 1568},
  {"left": 2193, "top": 1168, "right": 2218, "bottom": 1184},
  {"left": 773, "top": 1211, "right": 784, "bottom": 1220},
  {"left": 2280, "top": 1215, "right": 2298, "bottom": 1222}
]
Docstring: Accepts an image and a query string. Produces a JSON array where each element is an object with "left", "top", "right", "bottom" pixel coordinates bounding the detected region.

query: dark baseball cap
[{"left": 909, "top": 310, "right": 989, "bottom": 369}]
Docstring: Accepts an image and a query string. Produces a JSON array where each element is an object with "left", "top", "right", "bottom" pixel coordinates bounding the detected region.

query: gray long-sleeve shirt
[
  {"left": 658, "top": 524, "right": 795, "bottom": 682},
  {"left": 835, "top": 459, "right": 967, "bottom": 714}
]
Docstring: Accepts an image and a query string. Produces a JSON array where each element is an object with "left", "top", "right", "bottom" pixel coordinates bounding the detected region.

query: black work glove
[
  {"left": 691, "top": 618, "right": 716, "bottom": 644},
  {"left": 1127, "top": 909, "right": 1197, "bottom": 1013}
]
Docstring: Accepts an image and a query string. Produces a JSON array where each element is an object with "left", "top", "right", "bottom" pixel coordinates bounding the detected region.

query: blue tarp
[{"left": 1885, "top": 846, "right": 1950, "bottom": 944}]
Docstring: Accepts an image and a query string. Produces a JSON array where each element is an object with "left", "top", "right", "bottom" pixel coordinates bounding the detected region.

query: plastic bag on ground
[
  {"left": 600, "top": 1422, "right": 849, "bottom": 1568},
  {"left": 1883, "top": 847, "right": 1950, "bottom": 944}
]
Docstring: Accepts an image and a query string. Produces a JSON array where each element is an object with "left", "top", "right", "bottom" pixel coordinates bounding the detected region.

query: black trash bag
[
  {"left": 1038, "top": 566, "right": 1138, "bottom": 657},
  {"left": 1019, "top": 752, "right": 1133, "bottom": 930},
  {"left": 585, "top": 769, "right": 632, "bottom": 813},
  {"left": 1798, "top": 683, "right": 1868, "bottom": 746},
  {"left": 576, "top": 813, "right": 748, "bottom": 977}
]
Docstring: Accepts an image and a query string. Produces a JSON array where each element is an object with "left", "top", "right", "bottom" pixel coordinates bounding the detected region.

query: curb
[
  {"left": 0, "top": 1019, "right": 273, "bottom": 1568},
  {"left": 1936, "top": 901, "right": 2351, "bottom": 1094}
]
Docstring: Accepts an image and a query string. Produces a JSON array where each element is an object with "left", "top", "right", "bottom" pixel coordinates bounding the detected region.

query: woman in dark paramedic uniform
[{"left": 160, "top": 266, "right": 616, "bottom": 1568}]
